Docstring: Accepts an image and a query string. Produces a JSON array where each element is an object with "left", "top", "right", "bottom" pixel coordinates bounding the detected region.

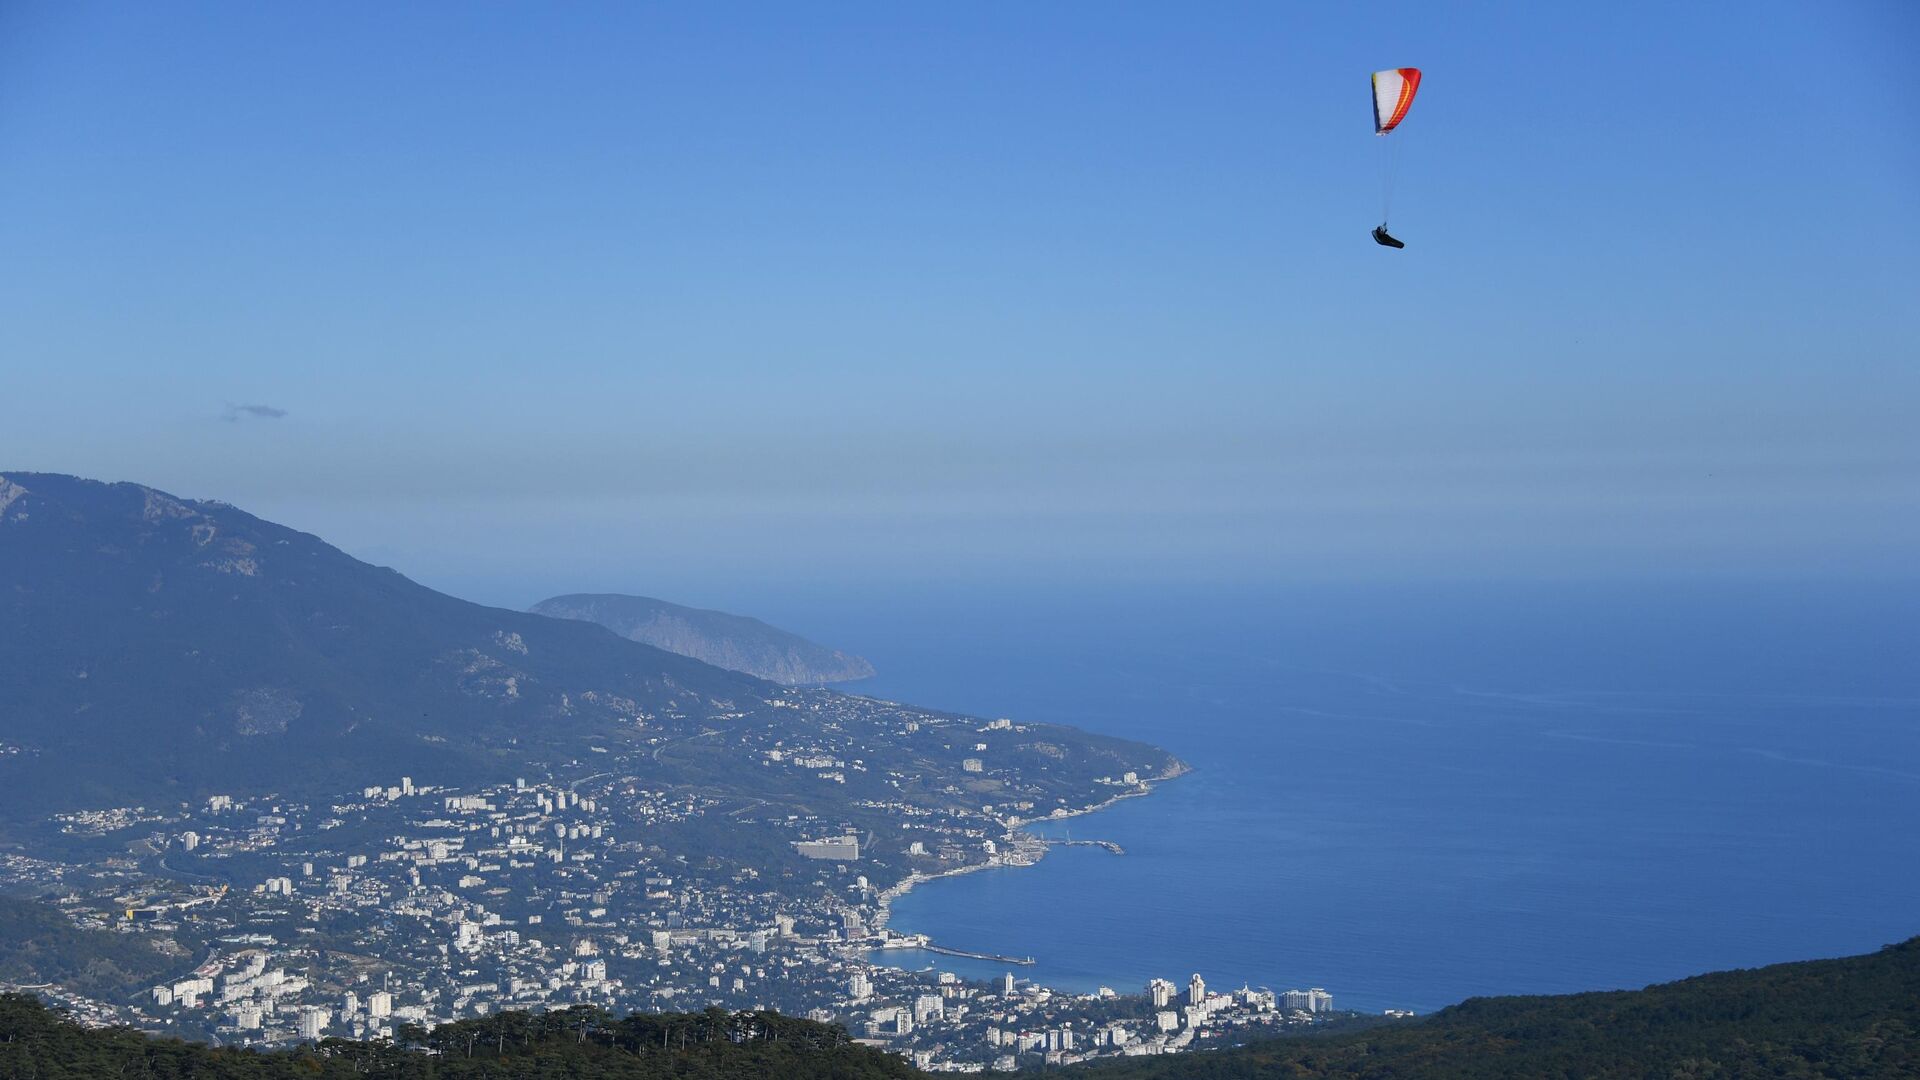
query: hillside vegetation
[
  {"left": 0, "top": 895, "right": 178, "bottom": 1001},
  {"left": 1086, "top": 936, "right": 1920, "bottom": 1079},
  {"left": 0, "top": 472, "right": 774, "bottom": 816}
]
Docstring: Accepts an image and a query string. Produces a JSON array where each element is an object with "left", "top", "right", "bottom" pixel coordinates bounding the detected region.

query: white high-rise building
[
  {"left": 1001, "top": 972, "right": 1017, "bottom": 996},
  {"left": 1187, "top": 973, "right": 1206, "bottom": 1007},
  {"left": 849, "top": 972, "right": 872, "bottom": 1001},
  {"left": 367, "top": 991, "right": 392, "bottom": 1018},
  {"left": 297, "top": 1007, "right": 330, "bottom": 1041},
  {"left": 1147, "top": 978, "right": 1175, "bottom": 1008},
  {"left": 172, "top": 977, "right": 214, "bottom": 1001},
  {"left": 1281, "top": 988, "right": 1333, "bottom": 1013}
]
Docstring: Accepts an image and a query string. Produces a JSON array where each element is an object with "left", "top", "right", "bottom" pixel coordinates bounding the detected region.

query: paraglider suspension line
[{"left": 1380, "top": 134, "right": 1400, "bottom": 227}]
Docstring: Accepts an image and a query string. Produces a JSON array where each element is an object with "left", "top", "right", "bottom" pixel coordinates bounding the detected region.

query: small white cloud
[{"left": 223, "top": 403, "right": 288, "bottom": 422}]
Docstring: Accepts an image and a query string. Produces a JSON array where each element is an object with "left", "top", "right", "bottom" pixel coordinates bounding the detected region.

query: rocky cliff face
[{"left": 531, "top": 594, "right": 876, "bottom": 685}]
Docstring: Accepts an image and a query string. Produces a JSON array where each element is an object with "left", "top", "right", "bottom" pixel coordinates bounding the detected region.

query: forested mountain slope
[
  {"left": 0, "top": 472, "right": 771, "bottom": 815},
  {"left": 1085, "top": 936, "right": 1920, "bottom": 1079}
]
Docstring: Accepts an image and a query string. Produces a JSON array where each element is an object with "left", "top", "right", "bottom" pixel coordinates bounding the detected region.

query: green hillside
[
  {"left": 1086, "top": 937, "right": 1920, "bottom": 1079},
  {"left": 0, "top": 895, "right": 177, "bottom": 1001}
]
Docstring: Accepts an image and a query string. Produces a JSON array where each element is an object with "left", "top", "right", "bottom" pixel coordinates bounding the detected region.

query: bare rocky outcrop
[
  {"left": 228, "top": 688, "right": 303, "bottom": 736},
  {"left": 0, "top": 475, "right": 29, "bottom": 522}
]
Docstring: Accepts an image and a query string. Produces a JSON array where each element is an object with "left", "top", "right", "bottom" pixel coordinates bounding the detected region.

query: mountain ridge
[{"left": 0, "top": 471, "right": 775, "bottom": 815}]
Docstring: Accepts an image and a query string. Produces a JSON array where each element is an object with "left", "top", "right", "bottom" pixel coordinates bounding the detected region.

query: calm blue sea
[{"left": 759, "top": 580, "right": 1920, "bottom": 1015}]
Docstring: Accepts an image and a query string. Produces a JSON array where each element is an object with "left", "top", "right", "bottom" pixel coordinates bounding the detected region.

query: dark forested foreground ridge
[
  {"left": 1086, "top": 936, "right": 1920, "bottom": 1079},
  {"left": 5, "top": 939, "right": 1917, "bottom": 1079},
  {"left": 0, "top": 996, "right": 918, "bottom": 1079}
]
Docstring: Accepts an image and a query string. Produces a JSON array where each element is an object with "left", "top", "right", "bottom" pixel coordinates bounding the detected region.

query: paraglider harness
[{"left": 1371, "top": 225, "right": 1405, "bottom": 249}]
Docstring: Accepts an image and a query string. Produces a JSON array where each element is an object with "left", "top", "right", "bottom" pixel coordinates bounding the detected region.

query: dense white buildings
[{"left": 793, "top": 836, "right": 860, "bottom": 860}]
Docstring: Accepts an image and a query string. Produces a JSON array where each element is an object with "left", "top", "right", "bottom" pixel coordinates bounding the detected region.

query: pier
[
  {"left": 918, "top": 943, "right": 1036, "bottom": 966},
  {"left": 1039, "top": 838, "right": 1125, "bottom": 856},
  {"left": 873, "top": 935, "right": 1036, "bottom": 965}
]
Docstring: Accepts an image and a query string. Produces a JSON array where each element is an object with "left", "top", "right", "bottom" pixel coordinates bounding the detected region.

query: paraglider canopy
[
  {"left": 1371, "top": 67, "right": 1422, "bottom": 248},
  {"left": 1371, "top": 68, "right": 1422, "bottom": 135}
]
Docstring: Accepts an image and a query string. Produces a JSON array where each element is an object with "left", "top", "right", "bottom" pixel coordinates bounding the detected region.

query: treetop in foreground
[
  {"left": 0, "top": 996, "right": 919, "bottom": 1079},
  {"left": 1083, "top": 935, "right": 1920, "bottom": 1079}
]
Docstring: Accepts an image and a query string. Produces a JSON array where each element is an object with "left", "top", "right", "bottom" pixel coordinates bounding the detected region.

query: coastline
[
  {"left": 867, "top": 760, "right": 1189, "bottom": 944},
  {"left": 1014, "top": 758, "right": 1192, "bottom": 831}
]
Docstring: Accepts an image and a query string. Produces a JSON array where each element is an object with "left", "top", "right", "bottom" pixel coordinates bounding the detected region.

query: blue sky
[{"left": 2, "top": 2, "right": 1915, "bottom": 605}]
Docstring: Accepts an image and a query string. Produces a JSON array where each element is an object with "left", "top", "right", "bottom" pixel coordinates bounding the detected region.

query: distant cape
[{"left": 531, "top": 593, "right": 875, "bottom": 686}]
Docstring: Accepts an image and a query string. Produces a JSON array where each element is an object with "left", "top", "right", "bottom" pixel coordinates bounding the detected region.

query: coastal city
[
  {"left": 5, "top": 691, "right": 1356, "bottom": 1070},
  {"left": 1, "top": 4, "right": 1911, "bottom": 1075}
]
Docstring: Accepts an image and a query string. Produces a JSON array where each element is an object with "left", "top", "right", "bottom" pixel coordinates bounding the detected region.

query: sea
[{"left": 748, "top": 579, "right": 1920, "bottom": 1015}]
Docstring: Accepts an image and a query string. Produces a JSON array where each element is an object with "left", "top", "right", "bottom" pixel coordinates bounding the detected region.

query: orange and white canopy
[{"left": 1371, "top": 68, "right": 1422, "bottom": 135}]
